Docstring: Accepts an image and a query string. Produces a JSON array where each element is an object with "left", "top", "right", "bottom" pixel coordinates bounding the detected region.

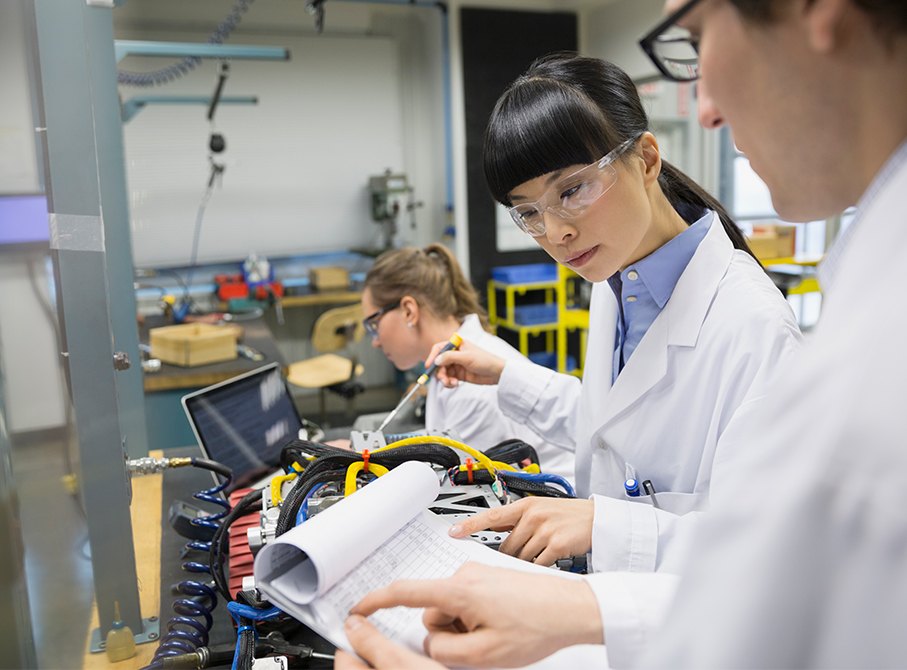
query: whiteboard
[{"left": 122, "top": 33, "right": 405, "bottom": 268}]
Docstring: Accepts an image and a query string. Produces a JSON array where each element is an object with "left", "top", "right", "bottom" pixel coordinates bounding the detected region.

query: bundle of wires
[
  {"left": 273, "top": 439, "right": 462, "bottom": 537},
  {"left": 208, "top": 435, "right": 573, "bottom": 602},
  {"left": 440, "top": 437, "right": 576, "bottom": 498}
]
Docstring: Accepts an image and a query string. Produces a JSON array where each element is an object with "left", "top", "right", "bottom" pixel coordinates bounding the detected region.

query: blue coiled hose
[{"left": 142, "top": 459, "right": 232, "bottom": 670}]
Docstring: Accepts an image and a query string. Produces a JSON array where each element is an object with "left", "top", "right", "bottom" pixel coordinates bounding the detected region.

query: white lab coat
[
  {"left": 498, "top": 212, "right": 802, "bottom": 578},
  {"left": 425, "top": 314, "right": 575, "bottom": 481},
  {"left": 637, "top": 141, "right": 907, "bottom": 668}
]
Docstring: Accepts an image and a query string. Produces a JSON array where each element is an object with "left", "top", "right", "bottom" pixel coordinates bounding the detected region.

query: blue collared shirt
[{"left": 607, "top": 210, "right": 712, "bottom": 383}]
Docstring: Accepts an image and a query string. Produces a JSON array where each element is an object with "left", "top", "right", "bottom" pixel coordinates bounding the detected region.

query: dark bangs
[{"left": 483, "top": 79, "right": 617, "bottom": 206}]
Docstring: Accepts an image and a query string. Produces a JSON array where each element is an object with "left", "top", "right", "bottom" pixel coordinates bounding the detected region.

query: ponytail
[
  {"left": 659, "top": 161, "right": 761, "bottom": 265},
  {"left": 364, "top": 244, "right": 490, "bottom": 331},
  {"left": 422, "top": 244, "right": 491, "bottom": 330}
]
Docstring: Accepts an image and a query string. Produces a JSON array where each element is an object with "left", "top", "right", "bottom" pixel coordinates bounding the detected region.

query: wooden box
[
  {"left": 747, "top": 224, "right": 796, "bottom": 261},
  {"left": 310, "top": 266, "right": 349, "bottom": 291},
  {"left": 149, "top": 323, "right": 239, "bottom": 367}
]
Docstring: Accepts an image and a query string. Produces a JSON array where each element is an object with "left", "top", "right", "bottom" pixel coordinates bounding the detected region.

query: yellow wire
[
  {"left": 451, "top": 460, "right": 541, "bottom": 475},
  {"left": 270, "top": 472, "right": 298, "bottom": 507},
  {"left": 344, "top": 461, "right": 390, "bottom": 497},
  {"left": 374, "top": 435, "right": 519, "bottom": 475}
]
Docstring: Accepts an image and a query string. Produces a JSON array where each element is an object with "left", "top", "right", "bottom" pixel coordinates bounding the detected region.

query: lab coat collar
[
  {"left": 819, "top": 139, "right": 907, "bottom": 297},
  {"left": 601, "top": 211, "right": 733, "bottom": 423},
  {"left": 457, "top": 313, "right": 485, "bottom": 338}
]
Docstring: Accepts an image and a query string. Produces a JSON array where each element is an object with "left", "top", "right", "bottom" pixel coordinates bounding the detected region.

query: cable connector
[{"left": 127, "top": 456, "right": 193, "bottom": 476}]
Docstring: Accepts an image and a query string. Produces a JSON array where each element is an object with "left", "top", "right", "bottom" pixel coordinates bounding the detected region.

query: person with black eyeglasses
[{"left": 334, "top": 1, "right": 907, "bottom": 668}]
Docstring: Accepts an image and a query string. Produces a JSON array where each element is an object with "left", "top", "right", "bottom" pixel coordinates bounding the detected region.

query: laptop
[{"left": 181, "top": 363, "right": 304, "bottom": 487}]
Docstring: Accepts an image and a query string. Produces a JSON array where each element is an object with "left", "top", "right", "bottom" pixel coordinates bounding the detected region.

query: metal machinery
[
  {"left": 138, "top": 429, "right": 578, "bottom": 669},
  {"left": 368, "top": 171, "right": 417, "bottom": 252},
  {"left": 246, "top": 430, "right": 526, "bottom": 557}
]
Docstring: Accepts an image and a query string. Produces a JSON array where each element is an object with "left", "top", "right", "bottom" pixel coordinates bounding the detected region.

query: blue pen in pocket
[{"left": 624, "top": 477, "right": 641, "bottom": 497}]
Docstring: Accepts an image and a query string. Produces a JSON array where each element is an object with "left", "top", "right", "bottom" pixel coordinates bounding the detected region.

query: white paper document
[{"left": 253, "top": 461, "right": 605, "bottom": 667}]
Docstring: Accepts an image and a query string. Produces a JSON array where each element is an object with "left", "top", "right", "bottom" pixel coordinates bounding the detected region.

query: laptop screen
[{"left": 181, "top": 363, "right": 302, "bottom": 482}]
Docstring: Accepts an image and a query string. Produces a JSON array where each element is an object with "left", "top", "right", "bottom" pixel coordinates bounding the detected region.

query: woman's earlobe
[{"left": 641, "top": 144, "right": 662, "bottom": 184}]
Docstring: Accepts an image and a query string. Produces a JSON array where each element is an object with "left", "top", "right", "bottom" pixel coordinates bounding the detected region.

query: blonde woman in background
[{"left": 362, "top": 243, "right": 574, "bottom": 481}]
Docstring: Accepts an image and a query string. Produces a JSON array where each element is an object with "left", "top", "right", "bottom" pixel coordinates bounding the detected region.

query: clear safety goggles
[
  {"left": 507, "top": 137, "right": 638, "bottom": 237},
  {"left": 362, "top": 299, "right": 401, "bottom": 339}
]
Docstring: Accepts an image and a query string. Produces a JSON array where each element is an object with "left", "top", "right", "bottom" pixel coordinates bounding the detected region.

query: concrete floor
[{"left": 13, "top": 433, "right": 94, "bottom": 669}]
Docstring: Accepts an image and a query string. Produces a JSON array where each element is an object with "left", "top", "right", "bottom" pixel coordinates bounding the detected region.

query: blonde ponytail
[{"left": 364, "top": 243, "right": 490, "bottom": 331}]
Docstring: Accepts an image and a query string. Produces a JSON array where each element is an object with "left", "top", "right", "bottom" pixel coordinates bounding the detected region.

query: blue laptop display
[{"left": 181, "top": 363, "right": 302, "bottom": 483}]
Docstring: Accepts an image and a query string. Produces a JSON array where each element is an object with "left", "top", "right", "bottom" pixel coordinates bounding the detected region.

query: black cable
[
  {"left": 280, "top": 439, "right": 354, "bottom": 471},
  {"left": 485, "top": 439, "right": 540, "bottom": 468},
  {"left": 191, "top": 457, "right": 233, "bottom": 480},
  {"left": 369, "top": 444, "right": 459, "bottom": 470},
  {"left": 449, "top": 469, "right": 572, "bottom": 499},
  {"left": 275, "top": 441, "right": 463, "bottom": 536},
  {"left": 500, "top": 472, "right": 573, "bottom": 499},
  {"left": 235, "top": 615, "right": 255, "bottom": 670},
  {"left": 209, "top": 488, "right": 261, "bottom": 601},
  {"left": 280, "top": 440, "right": 461, "bottom": 473},
  {"left": 207, "top": 63, "right": 230, "bottom": 121},
  {"left": 275, "top": 466, "right": 349, "bottom": 537}
]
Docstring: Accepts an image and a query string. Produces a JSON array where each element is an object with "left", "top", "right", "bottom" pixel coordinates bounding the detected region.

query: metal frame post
[{"left": 26, "top": 0, "right": 150, "bottom": 636}]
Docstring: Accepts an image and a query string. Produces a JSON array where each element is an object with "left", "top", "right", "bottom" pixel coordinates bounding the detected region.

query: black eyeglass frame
[
  {"left": 362, "top": 299, "right": 402, "bottom": 338},
  {"left": 639, "top": 0, "right": 704, "bottom": 83}
]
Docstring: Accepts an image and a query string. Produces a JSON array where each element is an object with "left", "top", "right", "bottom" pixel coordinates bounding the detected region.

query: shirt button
[
  {"left": 626, "top": 296, "right": 637, "bottom": 303},
  {"left": 627, "top": 270, "right": 639, "bottom": 281}
]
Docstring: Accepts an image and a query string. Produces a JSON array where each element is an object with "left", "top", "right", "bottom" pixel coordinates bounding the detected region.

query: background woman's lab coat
[{"left": 497, "top": 212, "right": 802, "bottom": 573}]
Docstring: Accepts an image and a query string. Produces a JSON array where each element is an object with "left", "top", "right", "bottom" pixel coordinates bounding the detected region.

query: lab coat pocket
[{"left": 639, "top": 490, "right": 707, "bottom": 516}]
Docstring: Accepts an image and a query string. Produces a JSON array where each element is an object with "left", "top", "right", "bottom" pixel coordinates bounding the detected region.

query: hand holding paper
[
  {"left": 351, "top": 562, "right": 603, "bottom": 669},
  {"left": 253, "top": 461, "right": 605, "bottom": 668}
]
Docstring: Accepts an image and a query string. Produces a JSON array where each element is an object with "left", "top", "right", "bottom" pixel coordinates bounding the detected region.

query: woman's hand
[
  {"left": 448, "top": 498, "right": 594, "bottom": 568},
  {"left": 335, "top": 615, "right": 448, "bottom": 670},
  {"left": 425, "top": 338, "right": 506, "bottom": 388},
  {"left": 351, "top": 562, "right": 603, "bottom": 668}
]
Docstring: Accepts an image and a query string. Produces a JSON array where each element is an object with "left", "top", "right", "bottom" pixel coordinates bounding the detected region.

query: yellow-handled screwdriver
[{"left": 375, "top": 333, "right": 463, "bottom": 433}]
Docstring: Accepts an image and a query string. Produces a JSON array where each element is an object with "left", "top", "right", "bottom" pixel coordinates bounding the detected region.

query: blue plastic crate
[
  {"left": 513, "top": 303, "right": 557, "bottom": 325},
  {"left": 529, "top": 351, "right": 577, "bottom": 372},
  {"left": 491, "top": 263, "right": 557, "bottom": 284}
]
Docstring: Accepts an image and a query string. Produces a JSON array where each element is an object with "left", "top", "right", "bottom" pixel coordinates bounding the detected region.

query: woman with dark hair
[
  {"left": 431, "top": 53, "right": 802, "bottom": 574},
  {"left": 361, "top": 243, "right": 574, "bottom": 479}
]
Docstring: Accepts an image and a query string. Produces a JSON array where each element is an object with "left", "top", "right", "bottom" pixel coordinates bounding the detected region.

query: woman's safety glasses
[
  {"left": 362, "top": 299, "right": 401, "bottom": 339},
  {"left": 507, "top": 137, "right": 638, "bottom": 237}
]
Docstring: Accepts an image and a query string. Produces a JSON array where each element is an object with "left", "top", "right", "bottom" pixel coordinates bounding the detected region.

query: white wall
[
  {"left": 580, "top": 0, "right": 664, "bottom": 81},
  {"left": 0, "top": 0, "right": 68, "bottom": 434},
  {"left": 0, "top": 0, "right": 447, "bottom": 433},
  {"left": 122, "top": 33, "right": 408, "bottom": 266},
  {"left": 116, "top": 2, "right": 448, "bottom": 266},
  {"left": 581, "top": 0, "right": 720, "bottom": 193},
  {"left": 0, "top": 0, "right": 41, "bottom": 194}
]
